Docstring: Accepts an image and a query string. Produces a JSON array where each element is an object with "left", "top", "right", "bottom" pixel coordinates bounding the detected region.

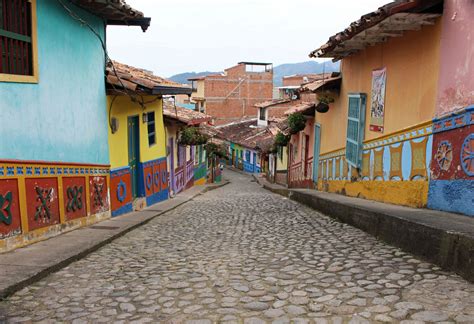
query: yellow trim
[
  {"left": 0, "top": 0, "right": 39, "bottom": 84},
  {"left": 58, "top": 178, "right": 66, "bottom": 224},
  {"left": 363, "top": 120, "right": 432, "bottom": 147},
  {"left": 18, "top": 178, "right": 29, "bottom": 233}
]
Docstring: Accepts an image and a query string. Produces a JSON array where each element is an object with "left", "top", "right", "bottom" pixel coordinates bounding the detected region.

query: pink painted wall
[
  {"left": 436, "top": 0, "right": 474, "bottom": 116},
  {"left": 289, "top": 118, "right": 315, "bottom": 165}
]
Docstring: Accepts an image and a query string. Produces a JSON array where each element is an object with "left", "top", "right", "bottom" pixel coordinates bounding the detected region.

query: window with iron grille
[
  {"left": 345, "top": 94, "right": 367, "bottom": 168},
  {"left": 0, "top": 0, "right": 34, "bottom": 78},
  {"left": 147, "top": 112, "right": 156, "bottom": 146}
]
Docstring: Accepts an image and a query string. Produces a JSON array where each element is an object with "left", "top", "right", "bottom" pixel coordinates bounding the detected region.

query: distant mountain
[
  {"left": 273, "top": 61, "right": 340, "bottom": 87},
  {"left": 168, "top": 60, "right": 340, "bottom": 86},
  {"left": 168, "top": 71, "right": 218, "bottom": 85}
]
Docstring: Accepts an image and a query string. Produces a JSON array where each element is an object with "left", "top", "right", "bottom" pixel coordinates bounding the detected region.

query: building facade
[
  {"left": 0, "top": 0, "right": 150, "bottom": 252},
  {"left": 303, "top": 0, "right": 474, "bottom": 216},
  {"left": 105, "top": 63, "right": 191, "bottom": 216},
  {"left": 189, "top": 62, "right": 274, "bottom": 125},
  {"left": 428, "top": 1, "right": 474, "bottom": 216}
]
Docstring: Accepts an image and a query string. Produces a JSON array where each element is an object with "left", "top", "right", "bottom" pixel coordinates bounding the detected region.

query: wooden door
[{"left": 127, "top": 116, "right": 140, "bottom": 198}]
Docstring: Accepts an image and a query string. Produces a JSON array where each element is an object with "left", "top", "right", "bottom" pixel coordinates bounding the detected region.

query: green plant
[
  {"left": 288, "top": 113, "right": 306, "bottom": 134},
  {"left": 274, "top": 131, "right": 290, "bottom": 147},
  {"left": 205, "top": 142, "right": 228, "bottom": 159},
  {"left": 178, "top": 127, "right": 209, "bottom": 146},
  {"left": 318, "top": 94, "right": 335, "bottom": 105}
]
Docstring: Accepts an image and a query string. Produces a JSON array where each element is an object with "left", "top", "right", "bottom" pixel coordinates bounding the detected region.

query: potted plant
[
  {"left": 316, "top": 94, "right": 334, "bottom": 113},
  {"left": 287, "top": 113, "right": 306, "bottom": 135}
]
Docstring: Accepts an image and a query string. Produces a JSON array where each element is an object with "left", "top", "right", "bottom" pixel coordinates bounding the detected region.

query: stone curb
[
  {"left": 0, "top": 180, "right": 230, "bottom": 300},
  {"left": 253, "top": 176, "right": 474, "bottom": 283}
]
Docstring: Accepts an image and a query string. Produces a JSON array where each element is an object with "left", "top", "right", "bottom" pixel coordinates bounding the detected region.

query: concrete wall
[{"left": 0, "top": 0, "right": 108, "bottom": 164}]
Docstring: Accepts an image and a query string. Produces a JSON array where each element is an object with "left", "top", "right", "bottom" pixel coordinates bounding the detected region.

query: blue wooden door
[
  {"left": 128, "top": 116, "right": 140, "bottom": 198},
  {"left": 313, "top": 124, "right": 321, "bottom": 183}
]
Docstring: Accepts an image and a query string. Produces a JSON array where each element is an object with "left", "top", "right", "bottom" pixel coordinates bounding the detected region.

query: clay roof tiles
[
  {"left": 162, "top": 102, "right": 212, "bottom": 126},
  {"left": 106, "top": 61, "right": 192, "bottom": 95},
  {"left": 71, "top": 0, "right": 151, "bottom": 31}
]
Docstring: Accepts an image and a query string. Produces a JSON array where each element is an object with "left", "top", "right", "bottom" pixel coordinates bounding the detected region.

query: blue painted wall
[
  {"left": 428, "top": 180, "right": 474, "bottom": 217},
  {"left": 0, "top": 0, "right": 109, "bottom": 164}
]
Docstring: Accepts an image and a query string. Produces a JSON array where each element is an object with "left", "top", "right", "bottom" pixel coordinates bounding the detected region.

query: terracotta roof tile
[{"left": 163, "top": 101, "right": 212, "bottom": 126}]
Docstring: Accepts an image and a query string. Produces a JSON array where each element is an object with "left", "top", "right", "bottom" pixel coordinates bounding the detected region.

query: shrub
[
  {"left": 178, "top": 127, "right": 209, "bottom": 146},
  {"left": 274, "top": 131, "right": 290, "bottom": 147},
  {"left": 288, "top": 113, "right": 306, "bottom": 134}
]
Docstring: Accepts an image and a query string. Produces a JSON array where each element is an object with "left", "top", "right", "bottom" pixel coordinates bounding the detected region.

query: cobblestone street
[{"left": 1, "top": 170, "right": 474, "bottom": 323}]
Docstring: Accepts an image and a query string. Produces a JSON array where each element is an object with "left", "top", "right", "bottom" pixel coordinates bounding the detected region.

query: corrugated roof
[
  {"left": 309, "top": 0, "right": 443, "bottom": 61},
  {"left": 106, "top": 61, "right": 192, "bottom": 95},
  {"left": 71, "top": 0, "right": 151, "bottom": 31},
  {"left": 163, "top": 102, "right": 212, "bottom": 126}
]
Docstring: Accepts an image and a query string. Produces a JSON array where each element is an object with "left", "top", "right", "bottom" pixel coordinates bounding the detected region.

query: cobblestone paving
[{"left": 2, "top": 170, "right": 474, "bottom": 323}]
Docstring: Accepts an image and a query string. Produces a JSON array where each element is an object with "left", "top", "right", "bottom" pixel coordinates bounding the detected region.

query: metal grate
[{"left": 0, "top": 0, "right": 33, "bottom": 76}]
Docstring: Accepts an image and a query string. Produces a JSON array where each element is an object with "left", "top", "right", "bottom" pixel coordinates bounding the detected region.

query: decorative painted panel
[
  {"left": 0, "top": 179, "right": 21, "bottom": 239},
  {"left": 110, "top": 167, "right": 132, "bottom": 217},
  {"left": 25, "top": 178, "right": 60, "bottom": 231},
  {"left": 318, "top": 122, "right": 432, "bottom": 183},
  {"left": 89, "top": 176, "right": 109, "bottom": 215},
  {"left": 429, "top": 106, "right": 474, "bottom": 216},
  {"left": 62, "top": 177, "right": 86, "bottom": 221}
]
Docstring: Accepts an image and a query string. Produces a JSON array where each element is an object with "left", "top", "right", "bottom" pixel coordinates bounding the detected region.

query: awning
[{"left": 300, "top": 75, "right": 342, "bottom": 93}]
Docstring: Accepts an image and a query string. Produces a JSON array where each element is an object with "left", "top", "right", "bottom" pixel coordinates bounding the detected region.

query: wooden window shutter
[{"left": 345, "top": 94, "right": 367, "bottom": 168}]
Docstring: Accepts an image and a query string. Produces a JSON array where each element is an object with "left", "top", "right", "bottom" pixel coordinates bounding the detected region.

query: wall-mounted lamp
[{"left": 142, "top": 112, "right": 148, "bottom": 123}]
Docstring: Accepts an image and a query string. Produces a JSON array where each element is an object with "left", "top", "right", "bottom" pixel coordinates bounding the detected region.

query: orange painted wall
[{"left": 317, "top": 18, "right": 442, "bottom": 155}]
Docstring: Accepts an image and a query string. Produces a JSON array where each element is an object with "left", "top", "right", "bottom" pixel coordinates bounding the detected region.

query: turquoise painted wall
[{"left": 0, "top": 0, "right": 109, "bottom": 164}]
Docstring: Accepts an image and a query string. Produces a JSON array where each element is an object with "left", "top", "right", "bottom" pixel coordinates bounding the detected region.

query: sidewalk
[
  {"left": 0, "top": 180, "right": 229, "bottom": 300},
  {"left": 254, "top": 175, "right": 474, "bottom": 283}
]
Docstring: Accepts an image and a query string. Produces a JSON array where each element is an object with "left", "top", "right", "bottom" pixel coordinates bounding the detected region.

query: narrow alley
[{"left": 1, "top": 170, "right": 473, "bottom": 323}]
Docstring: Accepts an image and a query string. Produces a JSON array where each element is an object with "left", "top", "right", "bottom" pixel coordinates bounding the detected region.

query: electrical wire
[{"left": 56, "top": 0, "right": 157, "bottom": 128}]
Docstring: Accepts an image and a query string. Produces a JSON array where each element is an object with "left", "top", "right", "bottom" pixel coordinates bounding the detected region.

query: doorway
[
  {"left": 313, "top": 124, "right": 321, "bottom": 183},
  {"left": 128, "top": 116, "right": 140, "bottom": 198}
]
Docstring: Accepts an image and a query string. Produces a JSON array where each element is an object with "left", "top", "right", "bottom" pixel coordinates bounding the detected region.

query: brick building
[{"left": 189, "top": 62, "right": 274, "bottom": 125}]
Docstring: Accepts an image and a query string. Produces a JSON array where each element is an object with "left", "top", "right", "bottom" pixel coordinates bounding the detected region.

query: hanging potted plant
[
  {"left": 316, "top": 94, "right": 334, "bottom": 113},
  {"left": 287, "top": 113, "right": 306, "bottom": 135},
  {"left": 274, "top": 131, "right": 290, "bottom": 147},
  {"left": 178, "top": 127, "right": 210, "bottom": 146}
]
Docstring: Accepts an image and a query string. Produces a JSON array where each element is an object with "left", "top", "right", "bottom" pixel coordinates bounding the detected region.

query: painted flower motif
[{"left": 436, "top": 140, "right": 453, "bottom": 171}]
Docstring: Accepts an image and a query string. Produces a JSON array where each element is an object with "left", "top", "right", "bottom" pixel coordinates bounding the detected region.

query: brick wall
[{"left": 203, "top": 63, "right": 273, "bottom": 125}]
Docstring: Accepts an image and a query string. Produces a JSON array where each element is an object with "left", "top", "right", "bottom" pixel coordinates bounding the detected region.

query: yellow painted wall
[
  {"left": 317, "top": 18, "right": 442, "bottom": 155},
  {"left": 107, "top": 96, "right": 166, "bottom": 169},
  {"left": 318, "top": 180, "right": 429, "bottom": 208},
  {"left": 277, "top": 147, "right": 288, "bottom": 171}
]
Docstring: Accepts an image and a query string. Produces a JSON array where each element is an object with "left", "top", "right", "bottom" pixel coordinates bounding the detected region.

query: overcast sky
[{"left": 107, "top": 0, "right": 388, "bottom": 78}]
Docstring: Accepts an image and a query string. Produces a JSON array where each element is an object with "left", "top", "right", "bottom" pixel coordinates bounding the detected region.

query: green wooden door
[{"left": 128, "top": 116, "right": 140, "bottom": 198}]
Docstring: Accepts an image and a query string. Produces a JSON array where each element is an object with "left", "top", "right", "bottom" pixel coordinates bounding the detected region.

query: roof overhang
[
  {"left": 300, "top": 75, "right": 342, "bottom": 93},
  {"left": 310, "top": 0, "right": 443, "bottom": 61},
  {"left": 152, "top": 86, "right": 193, "bottom": 96},
  {"left": 71, "top": 0, "right": 151, "bottom": 32},
  {"left": 285, "top": 103, "right": 316, "bottom": 116}
]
